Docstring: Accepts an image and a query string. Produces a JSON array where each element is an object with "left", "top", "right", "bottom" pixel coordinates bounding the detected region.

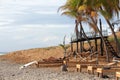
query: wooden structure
[
  {"left": 70, "top": 19, "right": 120, "bottom": 62},
  {"left": 96, "top": 67, "right": 119, "bottom": 77},
  {"left": 71, "top": 29, "right": 108, "bottom": 60},
  {"left": 76, "top": 61, "right": 96, "bottom": 72}
]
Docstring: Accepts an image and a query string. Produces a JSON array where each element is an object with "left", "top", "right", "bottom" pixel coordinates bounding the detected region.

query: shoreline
[{"left": 0, "top": 54, "right": 4, "bottom": 55}]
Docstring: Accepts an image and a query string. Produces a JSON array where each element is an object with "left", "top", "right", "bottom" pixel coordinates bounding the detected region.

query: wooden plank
[
  {"left": 87, "top": 66, "right": 94, "bottom": 74},
  {"left": 96, "top": 68, "right": 102, "bottom": 73},
  {"left": 87, "top": 66, "right": 93, "bottom": 71},
  {"left": 116, "top": 72, "right": 120, "bottom": 80},
  {"left": 76, "top": 64, "right": 81, "bottom": 72},
  {"left": 116, "top": 72, "right": 120, "bottom": 77}
]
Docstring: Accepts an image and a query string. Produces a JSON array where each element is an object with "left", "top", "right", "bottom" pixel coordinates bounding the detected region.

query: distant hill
[
  {"left": 0, "top": 46, "right": 70, "bottom": 63},
  {"left": 0, "top": 32, "right": 120, "bottom": 63}
]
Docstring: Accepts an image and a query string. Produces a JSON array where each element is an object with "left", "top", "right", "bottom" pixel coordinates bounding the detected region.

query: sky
[
  {"left": 0, "top": 0, "right": 119, "bottom": 52},
  {"left": 0, "top": 0, "right": 76, "bottom": 52}
]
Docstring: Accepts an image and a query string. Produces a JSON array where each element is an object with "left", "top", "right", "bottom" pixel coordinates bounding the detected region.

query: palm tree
[
  {"left": 59, "top": 0, "right": 93, "bottom": 52},
  {"left": 98, "top": 0, "right": 120, "bottom": 56},
  {"left": 77, "top": 0, "right": 120, "bottom": 58},
  {"left": 85, "top": 0, "right": 120, "bottom": 56},
  {"left": 59, "top": 0, "right": 120, "bottom": 60}
]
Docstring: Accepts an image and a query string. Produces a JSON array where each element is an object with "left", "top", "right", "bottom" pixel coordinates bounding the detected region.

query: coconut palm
[
  {"left": 77, "top": 0, "right": 120, "bottom": 58},
  {"left": 77, "top": 0, "right": 111, "bottom": 60},
  {"left": 59, "top": 0, "right": 93, "bottom": 53},
  {"left": 98, "top": 0, "right": 120, "bottom": 56},
  {"left": 60, "top": 0, "right": 105, "bottom": 47},
  {"left": 89, "top": 0, "right": 120, "bottom": 58},
  {"left": 59, "top": 0, "right": 120, "bottom": 60}
]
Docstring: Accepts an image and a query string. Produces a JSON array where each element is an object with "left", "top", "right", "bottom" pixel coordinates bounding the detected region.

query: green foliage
[{"left": 59, "top": 44, "right": 70, "bottom": 51}]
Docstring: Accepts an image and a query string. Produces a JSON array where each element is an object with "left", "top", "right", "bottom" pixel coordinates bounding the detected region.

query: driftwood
[
  {"left": 42, "top": 57, "right": 62, "bottom": 63},
  {"left": 19, "top": 61, "right": 38, "bottom": 69}
]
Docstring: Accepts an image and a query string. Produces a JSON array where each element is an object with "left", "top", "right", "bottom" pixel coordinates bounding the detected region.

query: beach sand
[{"left": 0, "top": 60, "right": 115, "bottom": 80}]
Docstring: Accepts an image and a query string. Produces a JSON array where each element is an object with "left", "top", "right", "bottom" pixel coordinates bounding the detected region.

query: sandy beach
[{"left": 0, "top": 60, "right": 116, "bottom": 80}]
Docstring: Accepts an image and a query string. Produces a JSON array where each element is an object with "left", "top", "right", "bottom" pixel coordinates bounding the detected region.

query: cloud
[
  {"left": 21, "top": 24, "right": 74, "bottom": 28},
  {"left": 0, "top": 0, "right": 74, "bottom": 52},
  {"left": 0, "top": 0, "right": 72, "bottom": 26},
  {"left": 35, "top": 11, "right": 57, "bottom": 15},
  {"left": 0, "top": 24, "right": 72, "bottom": 52},
  {"left": 12, "top": 36, "right": 25, "bottom": 40},
  {"left": 42, "top": 36, "right": 58, "bottom": 42},
  {"left": 0, "top": 0, "right": 65, "bottom": 7},
  {"left": 0, "top": 19, "right": 15, "bottom": 26}
]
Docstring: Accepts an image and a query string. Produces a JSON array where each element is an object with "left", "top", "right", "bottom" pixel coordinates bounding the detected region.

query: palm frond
[
  {"left": 65, "top": 45, "right": 70, "bottom": 49},
  {"left": 59, "top": 44, "right": 70, "bottom": 50},
  {"left": 59, "top": 44, "right": 65, "bottom": 50},
  {"left": 99, "top": 10, "right": 112, "bottom": 19},
  {"left": 88, "top": 22, "right": 98, "bottom": 32},
  {"left": 61, "top": 11, "right": 77, "bottom": 19}
]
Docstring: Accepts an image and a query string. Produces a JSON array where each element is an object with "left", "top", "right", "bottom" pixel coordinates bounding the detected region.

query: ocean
[{"left": 0, "top": 52, "right": 7, "bottom": 55}]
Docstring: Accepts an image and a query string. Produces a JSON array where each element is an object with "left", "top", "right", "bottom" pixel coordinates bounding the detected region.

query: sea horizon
[{"left": 0, "top": 52, "right": 8, "bottom": 55}]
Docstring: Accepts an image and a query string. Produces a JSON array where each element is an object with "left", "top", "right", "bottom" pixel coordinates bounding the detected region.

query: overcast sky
[
  {"left": 0, "top": 0, "right": 119, "bottom": 52},
  {"left": 0, "top": 0, "right": 76, "bottom": 52}
]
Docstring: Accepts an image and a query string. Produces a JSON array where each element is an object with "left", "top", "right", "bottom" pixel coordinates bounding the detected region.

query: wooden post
[
  {"left": 71, "top": 42, "right": 73, "bottom": 52},
  {"left": 100, "top": 39, "right": 104, "bottom": 56},
  {"left": 96, "top": 68, "right": 103, "bottom": 77},
  {"left": 76, "top": 64, "right": 81, "bottom": 72},
  {"left": 87, "top": 66, "right": 94, "bottom": 74},
  {"left": 80, "top": 22, "right": 83, "bottom": 53},
  {"left": 80, "top": 42, "right": 83, "bottom": 53},
  {"left": 71, "top": 37, "right": 73, "bottom": 52},
  {"left": 95, "top": 39, "right": 98, "bottom": 51},
  {"left": 100, "top": 19, "right": 104, "bottom": 56},
  {"left": 82, "top": 41, "right": 84, "bottom": 52},
  {"left": 75, "top": 20, "right": 79, "bottom": 53},
  {"left": 77, "top": 42, "right": 79, "bottom": 52}
]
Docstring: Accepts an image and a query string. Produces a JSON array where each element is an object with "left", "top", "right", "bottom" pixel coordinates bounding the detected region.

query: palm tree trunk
[
  {"left": 79, "top": 21, "right": 93, "bottom": 52},
  {"left": 105, "top": 19, "right": 120, "bottom": 56},
  {"left": 90, "top": 17, "right": 109, "bottom": 62},
  {"left": 79, "top": 21, "right": 83, "bottom": 53}
]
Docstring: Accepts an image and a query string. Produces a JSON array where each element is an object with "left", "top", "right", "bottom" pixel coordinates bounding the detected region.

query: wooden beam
[{"left": 99, "top": 19, "right": 104, "bottom": 56}]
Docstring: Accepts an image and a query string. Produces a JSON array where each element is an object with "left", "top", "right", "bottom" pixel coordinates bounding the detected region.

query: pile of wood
[
  {"left": 37, "top": 57, "right": 63, "bottom": 67},
  {"left": 42, "top": 56, "right": 63, "bottom": 63}
]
